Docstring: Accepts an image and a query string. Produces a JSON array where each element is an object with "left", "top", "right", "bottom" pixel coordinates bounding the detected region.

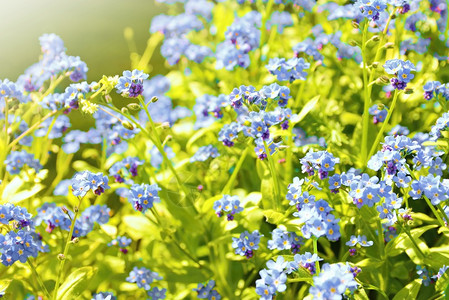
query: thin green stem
[
  {"left": 367, "top": 90, "right": 400, "bottom": 160},
  {"left": 377, "top": 219, "right": 385, "bottom": 258},
  {"left": 53, "top": 196, "right": 84, "bottom": 300},
  {"left": 137, "top": 96, "right": 195, "bottom": 210},
  {"left": 367, "top": 11, "right": 395, "bottom": 97},
  {"left": 221, "top": 147, "right": 250, "bottom": 195},
  {"left": 28, "top": 260, "right": 52, "bottom": 299},
  {"left": 312, "top": 236, "right": 320, "bottom": 274},
  {"left": 423, "top": 196, "right": 445, "bottom": 227},
  {"left": 398, "top": 223, "right": 425, "bottom": 259},
  {"left": 8, "top": 110, "right": 59, "bottom": 150},
  {"left": 437, "top": 203, "right": 449, "bottom": 225},
  {"left": 263, "top": 140, "right": 281, "bottom": 210},
  {"left": 361, "top": 21, "right": 370, "bottom": 165}
]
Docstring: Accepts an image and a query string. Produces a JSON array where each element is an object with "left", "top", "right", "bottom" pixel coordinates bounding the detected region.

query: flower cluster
[
  {"left": 193, "top": 280, "right": 221, "bottom": 299},
  {"left": 151, "top": 4, "right": 213, "bottom": 65},
  {"left": 128, "top": 183, "right": 161, "bottom": 213},
  {"left": 35, "top": 203, "right": 110, "bottom": 238},
  {"left": 383, "top": 59, "right": 416, "bottom": 90},
  {"left": 91, "top": 292, "right": 116, "bottom": 300},
  {"left": 369, "top": 104, "right": 388, "bottom": 124},
  {"left": 216, "top": 11, "right": 261, "bottom": 70},
  {"left": 266, "top": 11, "right": 293, "bottom": 33},
  {"left": 115, "top": 69, "right": 149, "bottom": 98},
  {"left": 71, "top": 171, "right": 110, "bottom": 197},
  {"left": 193, "top": 94, "right": 229, "bottom": 129},
  {"left": 266, "top": 57, "right": 310, "bottom": 83},
  {"left": 190, "top": 145, "right": 220, "bottom": 163},
  {"left": 126, "top": 266, "right": 162, "bottom": 291},
  {"left": 0, "top": 204, "right": 47, "bottom": 266},
  {"left": 423, "top": 81, "right": 448, "bottom": 101},
  {"left": 140, "top": 75, "right": 191, "bottom": 127},
  {"left": 231, "top": 230, "right": 262, "bottom": 258},
  {"left": 308, "top": 263, "right": 359, "bottom": 298},
  {"left": 354, "top": 0, "right": 387, "bottom": 21},
  {"left": 409, "top": 174, "right": 449, "bottom": 205},
  {"left": 213, "top": 195, "right": 243, "bottom": 221},
  {"left": 267, "top": 228, "right": 304, "bottom": 253},
  {"left": 5, "top": 150, "right": 42, "bottom": 175},
  {"left": 256, "top": 256, "right": 288, "bottom": 299},
  {"left": 17, "top": 33, "right": 88, "bottom": 92},
  {"left": 108, "top": 236, "right": 132, "bottom": 254},
  {"left": 300, "top": 150, "right": 340, "bottom": 179},
  {"left": 0, "top": 79, "right": 26, "bottom": 103},
  {"left": 109, "top": 157, "right": 144, "bottom": 183}
]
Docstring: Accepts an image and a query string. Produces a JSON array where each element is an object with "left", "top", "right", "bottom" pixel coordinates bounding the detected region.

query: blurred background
[{"left": 0, "top": 0, "right": 167, "bottom": 81}]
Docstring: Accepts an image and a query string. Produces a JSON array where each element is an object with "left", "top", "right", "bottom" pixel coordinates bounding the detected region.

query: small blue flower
[{"left": 126, "top": 266, "right": 162, "bottom": 291}]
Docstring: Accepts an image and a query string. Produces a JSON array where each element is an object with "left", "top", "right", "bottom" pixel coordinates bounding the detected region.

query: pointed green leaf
[{"left": 57, "top": 266, "right": 97, "bottom": 300}]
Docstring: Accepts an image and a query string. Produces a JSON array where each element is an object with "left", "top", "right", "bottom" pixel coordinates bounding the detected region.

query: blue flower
[
  {"left": 231, "top": 230, "right": 263, "bottom": 258},
  {"left": 213, "top": 195, "right": 243, "bottom": 220},
  {"left": 147, "top": 287, "right": 167, "bottom": 300},
  {"left": 126, "top": 266, "right": 162, "bottom": 291},
  {"left": 5, "top": 150, "right": 42, "bottom": 175},
  {"left": 190, "top": 145, "right": 220, "bottom": 163},
  {"left": 91, "top": 292, "right": 116, "bottom": 300},
  {"left": 193, "top": 280, "right": 221, "bottom": 299},
  {"left": 115, "top": 70, "right": 149, "bottom": 98},
  {"left": 71, "top": 171, "right": 110, "bottom": 197},
  {"left": 128, "top": 183, "right": 161, "bottom": 212}
]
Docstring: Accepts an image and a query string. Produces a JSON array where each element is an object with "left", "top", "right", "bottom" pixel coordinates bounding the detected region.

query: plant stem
[
  {"left": 377, "top": 219, "right": 385, "bottom": 258},
  {"left": 398, "top": 223, "right": 425, "bottom": 259},
  {"left": 312, "top": 236, "right": 320, "bottom": 274},
  {"left": 367, "top": 90, "right": 399, "bottom": 160},
  {"left": 437, "top": 203, "right": 449, "bottom": 225},
  {"left": 137, "top": 96, "right": 196, "bottom": 210},
  {"left": 53, "top": 196, "right": 84, "bottom": 300},
  {"left": 361, "top": 21, "right": 370, "bottom": 165},
  {"left": 423, "top": 196, "right": 445, "bottom": 227},
  {"left": 28, "top": 260, "right": 51, "bottom": 299},
  {"left": 263, "top": 140, "right": 281, "bottom": 210},
  {"left": 221, "top": 147, "right": 250, "bottom": 195},
  {"left": 8, "top": 110, "right": 59, "bottom": 150}
]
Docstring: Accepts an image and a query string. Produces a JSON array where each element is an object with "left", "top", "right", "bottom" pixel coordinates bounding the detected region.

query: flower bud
[
  {"left": 371, "top": 62, "right": 379, "bottom": 69},
  {"left": 376, "top": 76, "right": 391, "bottom": 85},
  {"left": 58, "top": 254, "right": 65, "bottom": 261},
  {"left": 121, "top": 107, "right": 129, "bottom": 115},
  {"left": 151, "top": 96, "right": 159, "bottom": 103},
  {"left": 160, "top": 122, "right": 170, "bottom": 129},
  {"left": 127, "top": 103, "right": 141, "bottom": 111},
  {"left": 273, "top": 136, "right": 283, "bottom": 143},
  {"left": 72, "top": 237, "right": 79, "bottom": 244},
  {"left": 104, "top": 94, "right": 113, "bottom": 103},
  {"left": 348, "top": 40, "right": 358, "bottom": 47},
  {"left": 405, "top": 88, "right": 413, "bottom": 94},
  {"left": 383, "top": 42, "right": 394, "bottom": 49},
  {"left": 351, "top": 21, "right": 359, "bottom": 29},
  {"left": 371, "top": 35, "right": 380, "bottom": 42},
  {"left": 122, "top": 120, "right": 135, "bottom": 130},
  {"left": 61, "top": 206, "right": 69, "bottom": 214}
]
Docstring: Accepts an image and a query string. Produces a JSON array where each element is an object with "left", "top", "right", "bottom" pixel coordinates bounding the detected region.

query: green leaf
[
  {"left": 385, "top": 225, "right": 437, "bottom": 257},
  {"left": 354, "top": 287, "right": 370, "bottom": 300},
  {"left": 436, "top": 270, "right": 449, "bottom": 292},
  {"left": 57, "top": 266, "right": 97, "bottom": 300},
  {"left": 392, "top": 279, "right": 421, "bottom": 300},
  {"left": 263, "top": 209, "right": 284, "bottom": 225},
  {"left": 287, "top": 267, "right": 313, "bottom": 285},
  {"left": 292, "top": 95, "right": 320, "bottom": 125},
  {"left": 0, "top": 279, "right": 12, "bottom": 295}
]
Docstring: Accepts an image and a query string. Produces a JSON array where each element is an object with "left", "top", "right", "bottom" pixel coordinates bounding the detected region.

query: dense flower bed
[{"left": 1, "top": 0, "right": 449, "bottom": 299}]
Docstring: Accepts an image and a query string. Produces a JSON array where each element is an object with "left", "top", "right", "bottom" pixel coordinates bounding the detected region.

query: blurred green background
[{"left": 0, "top": 0, "right": 167, "bottom": 81}]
